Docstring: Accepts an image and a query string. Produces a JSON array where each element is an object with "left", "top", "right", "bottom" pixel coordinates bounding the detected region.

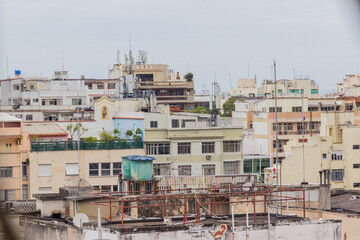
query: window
[
  {"left": 153, "top": 163, "right": 170, "bottom": 175},
  {"left": 88, "top": 83, "right": 93, "bottom": 89},
  {"left": 345, "top": 103, "right": 353, "bottom": 111},
  {"left": 49, "top": 99, "right": 58, "bottom": 105},
  {"left": 89, "top": 163, "right": 99, "bottom": 176},
  {"left": 150, "top": 121, "right": 158, "bottom": 128},
  {"left": 269, "top": 107, "right": 282, "bottom": 112},
  {"left": 354, "top": 183, "right": 360, "bottom": 188},
  {"left": 224, "top": 161, "right": 240, "bottom": 174},
  {"left": 278, "top": 89, "right": 282, "bottom": 94},
  {"left": 331, "top": 151, "right": 343, "bottom": 160},
  {"left": 321, "top": 106, "right": 334, "bottom": 111},
  {"left": 290, "top": 89, "right": 299, "bottom": 94},
  {"left": 101, "top": 163, "right": 111, "bottom": 176},
  {"left": 113, "top": 185, "right": 118, "bottom": 192},
  {"left": 353, "top": 145, "right": 360, "bottom": 150},
  {"left": 66, "top": 163, "right": 79, "bottom": 175},
  {"left": 24, "top": 99, "right": 30, "bottom": 105},
  {"left": 13, "top": 84, "right": 20, "bottom": 90},
  {"left": 223, "top": 141, "right": 241, "bottom": 152},
  {"left": 310, "top": 122, "right": 320, "bottom": 130},
  {"left": 97, "top": 83, "right": 104, "bottom": 89},
  {"left": 72, "top": 98, "right": 82, "bottom": 105},
  {"left": 172, "top": 119, "right": 179, "bottom": 128},
  {"left": 108, "top": 83, "right": 116, "bottom": 89},
  {"left": 292, "top": 106, "right": 302, "bottom": 112},
  {"left": 38, "top": 164, "right": 51, "bottom": 177},
  {"left": 283, "top": 123, "right": 293, "bottom": 131},
  {"left": 331, "top": 169, "right": 344, "bottom": 181},
  {"left": 308, "top": 107, "right": 318, "bottom": 111},
  {"left": 26, "top": 115, "right": 33, "bottom": 121},
  {"left": 178, "top": 142, "right": 191, "bottom": 154},
  {"left": 15, "top": 114, "right": 23, "bottom": 119},
  {"left": 178, "top": 165, "right": 191, "bottom": 176},
  {"left": 22, "top": 162, "right": 27, "bottom": 179},
  {"left": 322, "top": 153, "right": 327, "bottom": 160},
  {"left": 6, "top": 143, "right": 12, "bottom": 150},
  {"left": 202, "top": 142, "right": 215, "bottom": 153},
  {"left": 272, "top": 123, "right": 282, "bottom": 131},
  {"left": 311, "top": 89, "right": 318, "bottom": 94},
  {"left": 22, "top": 185, "right": 28, "bottom": 200},
  {"left": 300, "top": 89, "right": 304, "bottom": 94},
  {"left": 30, "top": 85, "right": 34, "bottom": 90},
  {"left": 353, "top": 164, "right": 360, "bottom": 168},
  {"left": 202, "top": 164, "right": 215, "bottom": 175},
  {"left": 0, "top": 190, "right": 15, "bottom": 201},
  {"left": 146, "top": 143, "right": 170, "bottom": 155},
  {"left": 243, "top": 159, "right": 252, "bottom": 173},
  {"left": 0, "top": 167, "right": 13, "bottom": 178},
  {"left": 42, "top": 99, "right": 46, "bottom": 105},
  {"left": 101, "top": 185, "right": 111, "bottom": 192},
  {"left": 113, "top": 162, "right": 122, "bottom": 176},
  {"left": 33, "top": 98, "right": 39, "bottom": 103},
  {"left": 297, "top": 122, "right": 305, "bottom": 133}
]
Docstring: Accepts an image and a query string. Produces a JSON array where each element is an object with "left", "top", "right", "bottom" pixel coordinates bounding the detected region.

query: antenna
[
  {"left": 116, "top": 50, "right": 120, "bottom": 63},
  {"left": 229, "top": 73, "right": 233, "bottom": 89},
  {"left": 61, "top": 50, "right": 64, "bottom": 71},
  {"left": 247, "top": 62, "right": 250, "bottom": 79}
]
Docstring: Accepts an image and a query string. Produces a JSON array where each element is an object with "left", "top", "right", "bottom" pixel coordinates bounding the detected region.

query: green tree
[
  {"left": 222, "top": 97, "right": 237, "bottom": 117},
  {"left": 66, "top": 123, "right": 88, "bottom": 140},
  {"left": 184, "top": 72, "right": 194, "bottom": 81},
  {"left": 84, "top": 136, "right": 98, "bottom": 144},
  {"left": 125, "top": 130, "right": 133, "bottom": 139},
  {"left": 30, "top": 135, "right": 40, "bottom": 142},
  {"left": 99, "top": 128, "right": 116, "bottom": 143},
  {"left": 188, "top": 106, "right": 211, "bottom": 114}
]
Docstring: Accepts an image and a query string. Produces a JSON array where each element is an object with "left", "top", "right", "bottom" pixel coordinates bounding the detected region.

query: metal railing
[{"left": 31, "top": 140, "right": 144, "bottom": 152}]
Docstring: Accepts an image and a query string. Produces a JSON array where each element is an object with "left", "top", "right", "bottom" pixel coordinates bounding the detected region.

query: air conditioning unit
[{"left": 206, "top": 155, "right": 211, "bottom": 160}]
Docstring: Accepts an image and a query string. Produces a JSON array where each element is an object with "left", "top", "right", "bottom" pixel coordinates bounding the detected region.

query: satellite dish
[
  {"left": 213, "top": 224, "right": 228, "bottom": 239},
  {"left": 73, "top": 213, "right": 89, "bottom": 228},
  {"left": 243, "top": 182, "right": 252, "bottom": 192}
]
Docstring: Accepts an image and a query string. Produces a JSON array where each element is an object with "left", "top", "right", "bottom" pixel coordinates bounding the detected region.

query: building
[
  {"left": 337, "top": 74, "right": 360, "bottom": 96},
  {"left": 143, "top": 112, "right": 245, "bottom": 176},
  {"left": 134, "top": 64, "right": 194, "bottom": 111},
  {"left": 0, "top": 113, "right": 30, "bottom": 201},
  {"left": 229, "top": 77, "right": 320, "bottom": 98}
]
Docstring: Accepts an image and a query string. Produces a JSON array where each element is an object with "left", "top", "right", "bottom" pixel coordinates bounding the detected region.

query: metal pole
[
  {"left": 98, "top": 208, "right": 102, "bottom": 240},
  {"left": 302, "top": 94, "right": 306, "bottom": 184},
  {"left": 232, "top": 205, "right": 235, "bottom": 240},
  {"left": 274, "top": 60, "right": 279, "bottom": 216},
  {"left": 77, "top": 89, "right": 80, "bottom": 176}
]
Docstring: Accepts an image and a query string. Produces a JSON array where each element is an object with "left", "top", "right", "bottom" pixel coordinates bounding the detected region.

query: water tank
[{"left": 122, "top": 155, "right": 155, "bottom": 181}]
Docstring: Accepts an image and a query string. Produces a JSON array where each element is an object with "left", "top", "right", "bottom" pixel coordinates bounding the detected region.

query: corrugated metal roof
[
  {"left": 23, "top": 124, "right": 68, "bottom": 135},
  {"left": 123, "top": 155, "right": 156, "bottom": 161},
  {"left": 0, "top": 112, "right": 22, "bottom": 122}
]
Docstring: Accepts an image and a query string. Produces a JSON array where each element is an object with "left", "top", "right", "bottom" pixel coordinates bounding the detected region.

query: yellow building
[
  {"left": 143, "top": 112, "right": 244, "bottom": 176},
  {"left": 0, "top": 113, "right": 30, "bottom": 201}
]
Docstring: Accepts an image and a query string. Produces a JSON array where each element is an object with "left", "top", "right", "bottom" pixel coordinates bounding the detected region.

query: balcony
[
  {"left": 139, "top": 81, "right": 194, "bottom": 89},
  {"left": 277, "top": 130, "right": 320, "bottom": 136},
  {"left": 31, "top": 140, "right": 144, "bottom": 152}
]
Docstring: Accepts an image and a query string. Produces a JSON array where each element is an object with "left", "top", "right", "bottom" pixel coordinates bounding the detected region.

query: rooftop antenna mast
[
  {"left": 211, "top": 72, "right": 218, "bottom": 126},
  {"left": 229, "top": 73, "right": 233, "bottom": 89},
  {"left": 116, "top": 50, "right": 120, "bottom": 63}
]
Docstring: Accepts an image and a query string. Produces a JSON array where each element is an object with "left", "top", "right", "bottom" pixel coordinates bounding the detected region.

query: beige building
[
  {"left": 29, "top": 146, "right": 145, "bottom": 197},
  {"left": 280, "top": 112, "right": 360, "bottom": 190},
  {"left": 230, "top": 77, "right": 258, "bottom": 97},
  {"left": 143, "top": 112, "right": 244, "bottom": 176},
  {"left": 134, "top": 64, "right": 194, "bottom": 111},
  {"left": 337, "top": 74, "right": 360, "bottom": 96},
  {"left": 0, "top": 113, "right": 30, "bottom": 201},
  {"left": 262, "top": 78, "right": 319, "bottom": 97}
]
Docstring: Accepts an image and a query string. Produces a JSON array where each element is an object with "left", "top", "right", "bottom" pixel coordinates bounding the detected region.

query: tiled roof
[{"left": 23, "top": 124, "right": 68, "bottom": 136}]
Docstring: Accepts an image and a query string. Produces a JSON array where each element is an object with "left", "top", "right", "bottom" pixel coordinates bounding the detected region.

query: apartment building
[
  {"left": 281, "top": 113, "right": 360, "bottom": 190},
  {"left": 134, "top": 64, "right": 194, "bottom": 111},
  {"left": 230, "top": 77, "right": 319, "bottom": 98},
  {"left": 0, "top": 113, "right": 30, "bottom": 201},
  {"left": 337, "top": 74, "right": 360, "bottom": 96},
  {"left": 143, "top": 112, "right": 244, "bottom": 176}
]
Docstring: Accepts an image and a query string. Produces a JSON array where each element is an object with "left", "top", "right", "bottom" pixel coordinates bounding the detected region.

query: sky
[{"left": 1, "top": 0, "right": 360, "bottom": 95}]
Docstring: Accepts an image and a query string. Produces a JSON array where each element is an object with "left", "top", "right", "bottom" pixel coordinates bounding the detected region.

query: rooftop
[
  {"left": 23, "top": 124, "right": 68, "bottom": 136},
  {"left": 0, "top": 112, "right": 22, "bottom": 122}
]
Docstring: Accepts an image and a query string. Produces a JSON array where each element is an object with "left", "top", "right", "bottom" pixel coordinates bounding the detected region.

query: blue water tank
[{"left": 15, "top": 70, "right": 21, "bottom": 75}]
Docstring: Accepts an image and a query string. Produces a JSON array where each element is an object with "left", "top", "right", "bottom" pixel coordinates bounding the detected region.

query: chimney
[{"left": 176, "top": 72, "right": 180, "bottom": 79}]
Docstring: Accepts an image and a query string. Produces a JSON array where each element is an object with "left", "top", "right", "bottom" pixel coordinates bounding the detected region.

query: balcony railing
[
  {"left": 277, "top": 130, "right": 320, "bottom": 135},
  {"left": 31, "top": 141, "right": 144, "bottom": 152}
]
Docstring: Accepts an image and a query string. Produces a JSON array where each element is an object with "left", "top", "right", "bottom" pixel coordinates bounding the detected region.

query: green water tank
[{"left": 122, "top": 155, "right": 155, "bottom": 181}]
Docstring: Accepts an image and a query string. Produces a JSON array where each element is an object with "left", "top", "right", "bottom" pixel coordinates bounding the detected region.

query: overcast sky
[{"left": 1, "top": 0, "right": 360, "bottom": 95}]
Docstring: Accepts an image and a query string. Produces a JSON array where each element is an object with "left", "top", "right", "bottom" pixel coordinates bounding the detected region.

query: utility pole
[{"left": 274, "top": 60, "right": 279, "bottom": 216}]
